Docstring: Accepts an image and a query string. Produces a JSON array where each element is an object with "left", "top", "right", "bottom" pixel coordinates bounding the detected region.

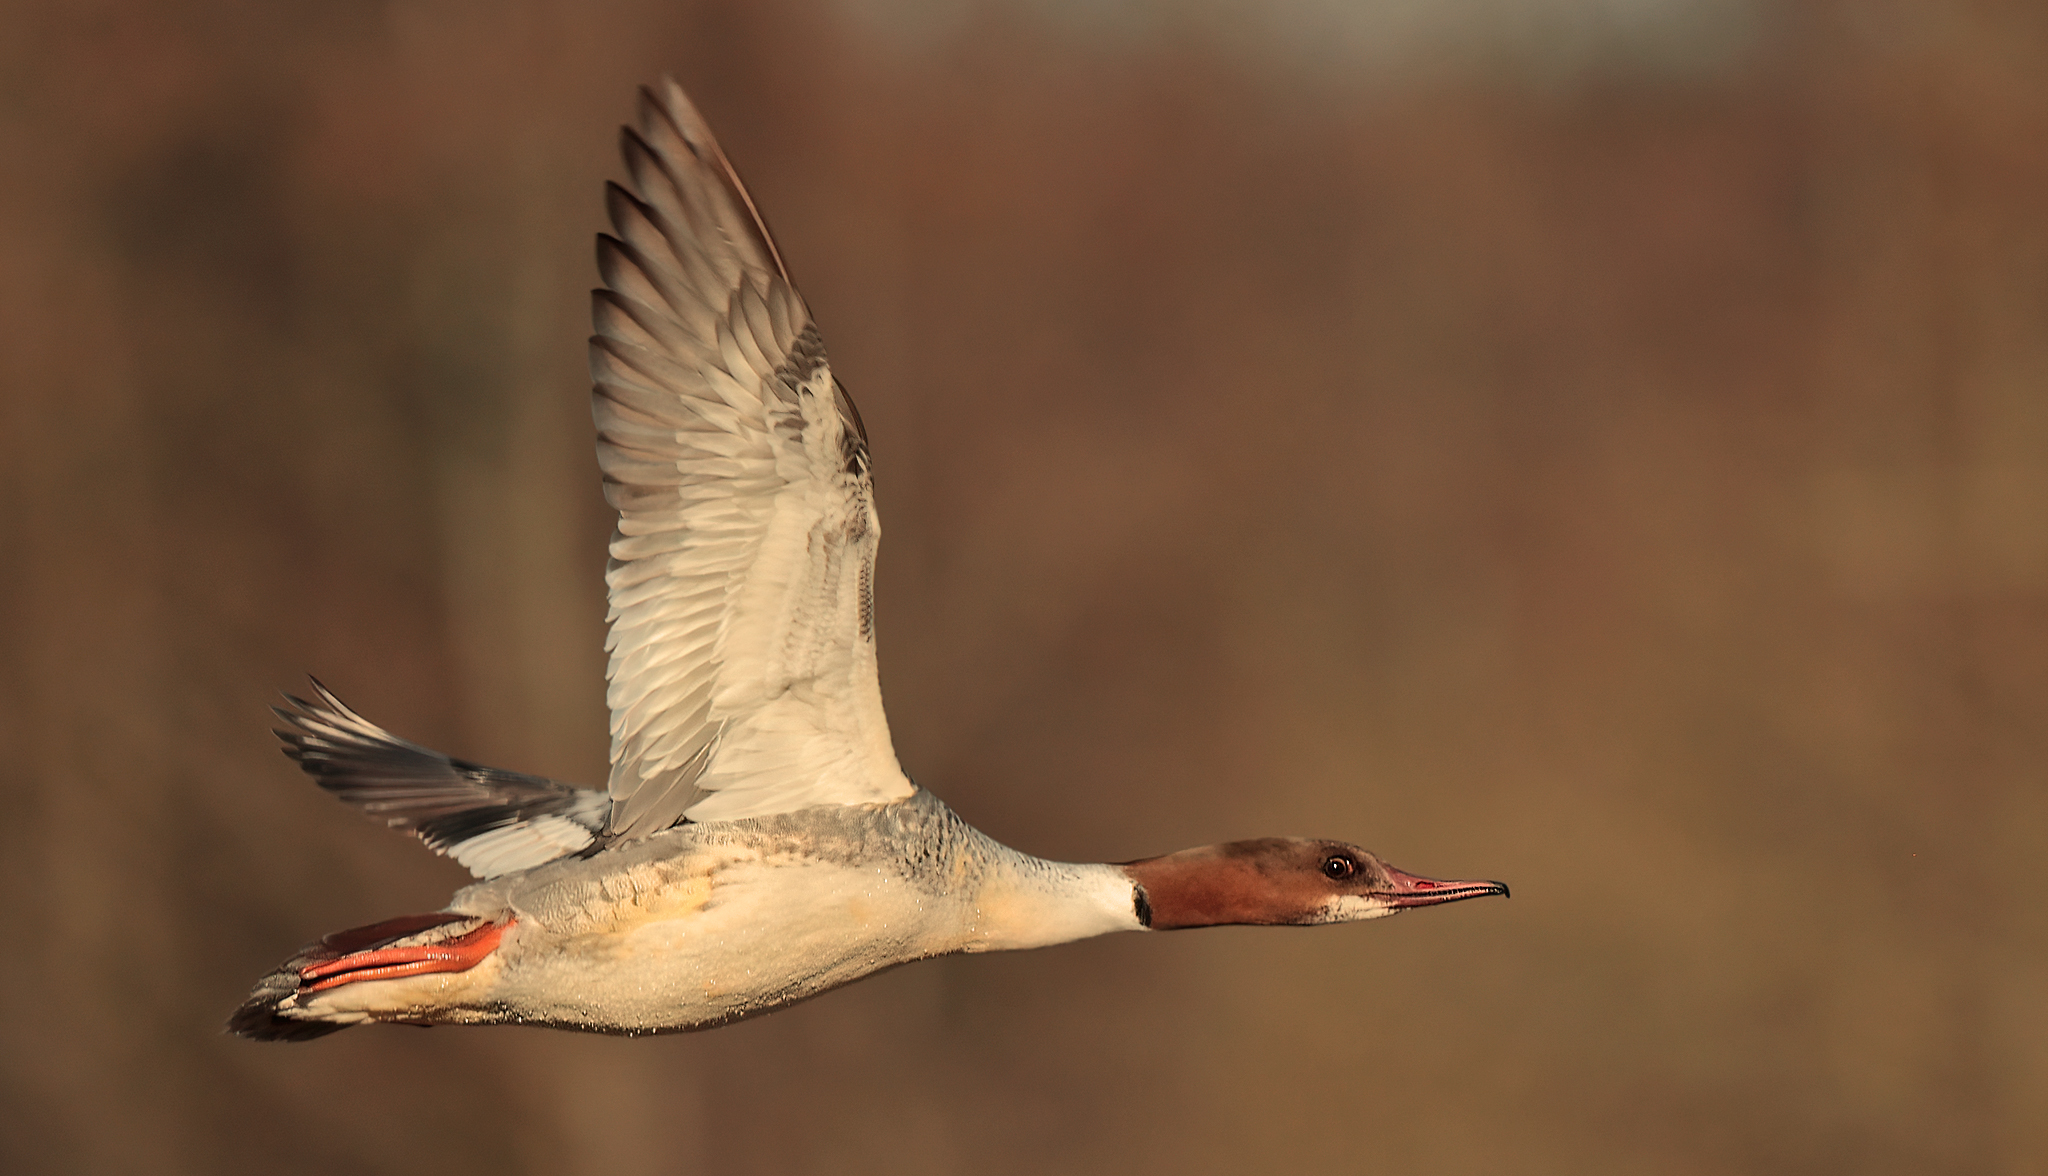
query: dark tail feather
[
  {"left": 228, "top": 969, "right": 352, "bottom": 1042},
  {"left": 227, "top": 914, "right": 470, "bottom": 1042}
]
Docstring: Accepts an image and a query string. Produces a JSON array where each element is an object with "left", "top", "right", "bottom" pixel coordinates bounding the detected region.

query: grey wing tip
[
  {"left": 271, "top": 683, "right": 370, "bottom": 764},
  {"left": 623, "top": 75, "right": 790, "bottom": 285},
  {"left": 266, "top": 677, "right": 607, "bottom": 878},
  {"left": 603, "top": 178, "right": 646, "bottom": 220},
  {"left": 640, "top": 76, "right": 701, "bottom": 136},
  {"left": 303, "top": 676, "right": 365, "bottom": 722},
  {"left": 617, "top": 123, "right": 656, "bottom": 168}
]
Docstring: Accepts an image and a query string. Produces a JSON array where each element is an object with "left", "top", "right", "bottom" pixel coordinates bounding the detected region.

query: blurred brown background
[{"left": 2, "top": 0, "right": 2044, "bottom": 1172}]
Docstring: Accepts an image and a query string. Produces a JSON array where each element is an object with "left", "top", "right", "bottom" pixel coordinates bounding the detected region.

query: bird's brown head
[{"left": 1121, "top": 839, "right": 1508, "bottom": 930}]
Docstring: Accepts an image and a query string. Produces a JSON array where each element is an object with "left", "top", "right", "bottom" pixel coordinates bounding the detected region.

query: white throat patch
[{"left": 1317, "top": 895, "right": 1401, "bottom": 923}]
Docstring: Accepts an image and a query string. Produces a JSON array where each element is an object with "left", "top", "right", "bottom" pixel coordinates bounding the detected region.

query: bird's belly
[{"left": 481, "top": 858, "right": 953, "bottom": 1034}]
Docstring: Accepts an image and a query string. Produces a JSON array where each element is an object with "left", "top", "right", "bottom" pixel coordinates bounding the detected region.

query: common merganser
[{"left": 229, "top": 78, "right": 1507, "bottom": 1042}]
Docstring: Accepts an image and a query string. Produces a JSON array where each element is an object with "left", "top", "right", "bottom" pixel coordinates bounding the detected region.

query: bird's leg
[{"left": 299, "top": 918, "right": 511, "bottom": 992}]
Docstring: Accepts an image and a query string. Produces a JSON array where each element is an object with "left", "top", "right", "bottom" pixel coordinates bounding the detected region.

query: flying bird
[{"left": 230, "top": 78, "right": 1507, "bottom": 1041}]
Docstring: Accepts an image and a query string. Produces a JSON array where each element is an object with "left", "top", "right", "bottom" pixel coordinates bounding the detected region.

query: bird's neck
[{"left": 955, "top": 843, "right": 1148, "bottom": 952}]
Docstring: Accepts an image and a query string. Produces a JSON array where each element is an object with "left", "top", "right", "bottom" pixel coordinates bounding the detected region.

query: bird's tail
[{"left": 227, "top": 912, "right": 505, "bottom": 1041}]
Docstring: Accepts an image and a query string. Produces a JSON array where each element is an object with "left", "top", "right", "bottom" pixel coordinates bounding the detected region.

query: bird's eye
[{"left": 1321, "top": 855, "right": 1356, "bottom": 881}]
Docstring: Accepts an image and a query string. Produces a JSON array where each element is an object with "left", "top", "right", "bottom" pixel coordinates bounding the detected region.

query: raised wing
[
  {"left": 274, "top": 681, "right": 608, "bottom": 880},
  {"left": 591, "top": 78, "right": 914, "bottom": 835}
]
